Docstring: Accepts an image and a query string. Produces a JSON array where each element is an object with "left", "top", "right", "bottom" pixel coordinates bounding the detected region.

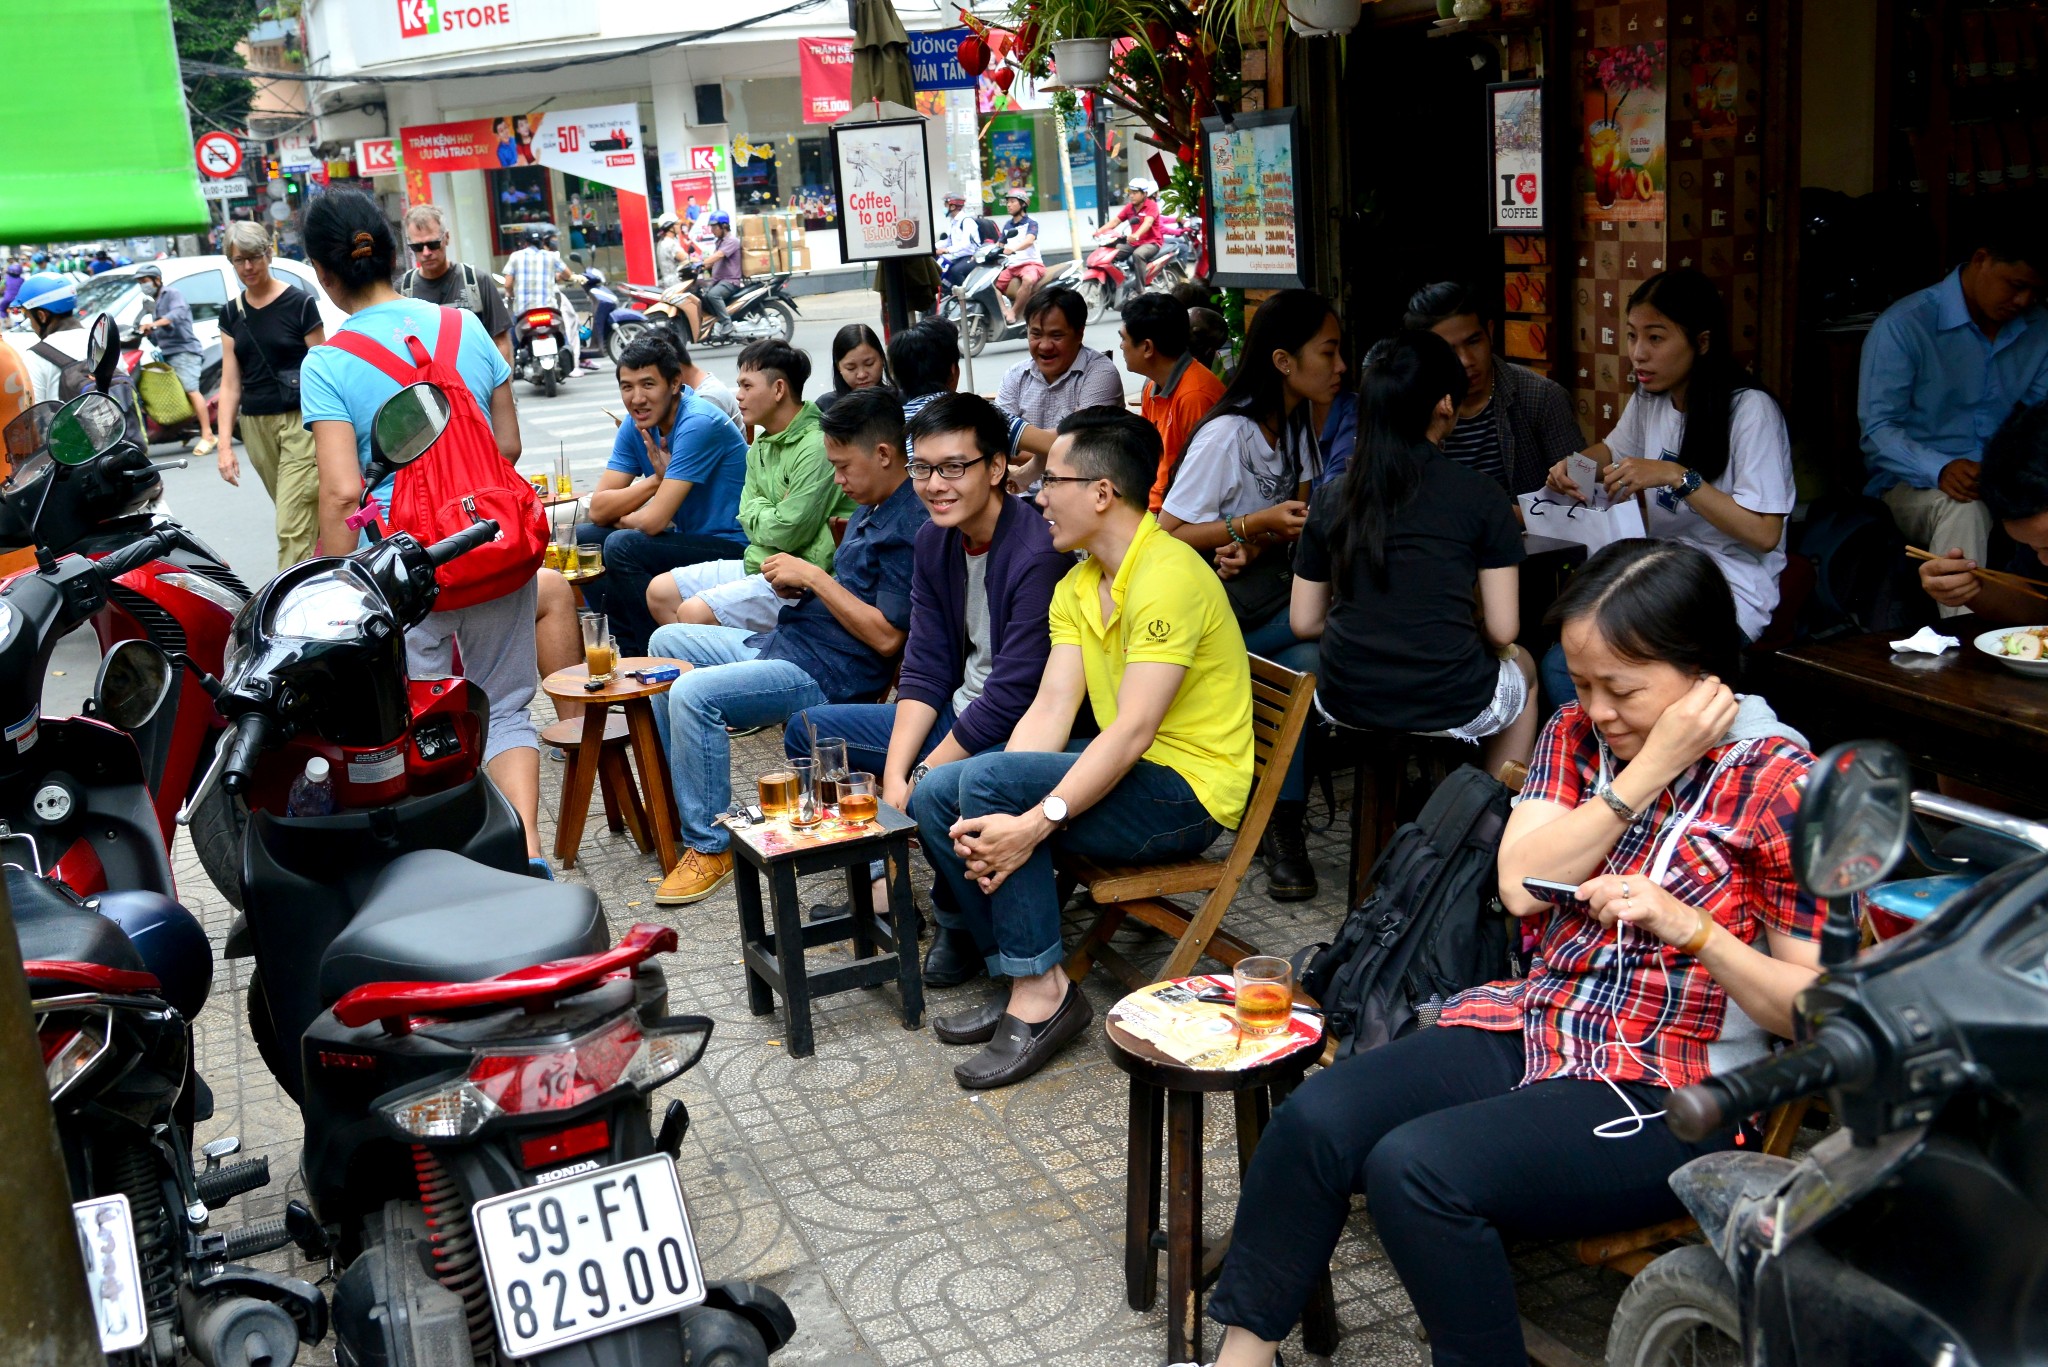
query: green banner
[{"left": 0, "top": 0, "right": 208, "bottom": 239}]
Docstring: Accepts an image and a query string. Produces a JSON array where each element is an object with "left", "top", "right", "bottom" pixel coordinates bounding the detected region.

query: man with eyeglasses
[
  {"left": 784, "top": 393, "right": 1070, "bottom": 984},
  {"left": 914, "top": 407, "right": 1252, "bottom": 1088},
  {"left": 400, "top": 204, "right": 514, "bottom": 361}
]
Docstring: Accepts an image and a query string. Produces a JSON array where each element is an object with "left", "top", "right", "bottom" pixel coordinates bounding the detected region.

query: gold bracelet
[{"left": 1678, "top": 907, "right": 1715, "bottom": 957}]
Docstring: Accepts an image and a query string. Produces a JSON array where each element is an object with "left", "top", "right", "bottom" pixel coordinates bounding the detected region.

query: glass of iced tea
[
  {"left": 757, "top": 768, "right": 799, "bottom": 820},
  {"left": 812, "top": 737, "right": 848, "bottom": 808},
  {"left": 553, "top": 450, "right": 573, "bottom": 498},
  {"left": 577, "top": 542, "right": 604, "bottom": 576},
  {"left": 580, "top": 612, "right": 616, "bottom": 684},
  {"left": 838, "top": 771, "right": 878, "bottom": 827},
  {"left": 1232, "top": 956, "right": 1294, "bottom": 1037}
]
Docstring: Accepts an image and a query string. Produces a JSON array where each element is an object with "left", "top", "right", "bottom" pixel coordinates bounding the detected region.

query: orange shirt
[
  {"left": 0, "top": 338, "right": 32, "bottom": 481},
  {"left": 1142, "top": 355, "right": 1226, "bottom": 513}
]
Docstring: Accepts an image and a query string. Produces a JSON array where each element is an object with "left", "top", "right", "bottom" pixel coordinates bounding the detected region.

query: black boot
[
  {"left": 922, "top": 926, "right": 988, "bottom": 988},
  {"left": 1262, "top": 799, "right": 1318, "bottom": 902}
]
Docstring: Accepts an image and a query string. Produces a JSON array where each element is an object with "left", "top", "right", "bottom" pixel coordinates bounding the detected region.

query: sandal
[{"left": 192, "top": 436, "right": 218, "bottom": 457}]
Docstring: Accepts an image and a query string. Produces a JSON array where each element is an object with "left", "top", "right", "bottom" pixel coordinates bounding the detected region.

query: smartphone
[{"left": 1521, "top": 877, "right": 1584, "bottom": 906}]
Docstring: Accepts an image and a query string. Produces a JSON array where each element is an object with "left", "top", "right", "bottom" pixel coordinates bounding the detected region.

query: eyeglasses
[
  {"left": 1037, "top": 473, "right": 1114, "bottom": 492},
  {"left": 407, "top": 239, "right": 446, "bottom": 253},
  {"left": 907, "top": 453, "right": 993, "bottom": 482}
]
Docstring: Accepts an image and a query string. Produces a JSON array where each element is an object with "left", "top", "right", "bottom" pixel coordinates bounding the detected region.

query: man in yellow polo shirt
[{"left": 914, "top": 406, "right": 1253, "bottom": 1090}]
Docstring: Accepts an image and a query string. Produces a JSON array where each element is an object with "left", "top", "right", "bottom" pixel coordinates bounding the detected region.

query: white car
[{"left": 70, "top": 255, "right": 346, "bottom": 354}]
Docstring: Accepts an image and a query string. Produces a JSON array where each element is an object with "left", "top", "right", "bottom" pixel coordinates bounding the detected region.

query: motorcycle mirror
[
  {"left": 87, "top": 312, "right": 119, "bottom": 393},
  {"left": 369, "top": 382, "right": 453, "bottom": 470},
  {"left": 46, "top": 393, "right": 128, "bottom": 466},
  {"left": 93, "top": 638, "right": 175, "bottom": 732},
  {"left": 3, "top": 400, "right": 62, "bottom": 465},
  {"left": 570, "top": 253, "right": 585, "bottom": 265},
  {"left": 1794, "top": 740, "right": 1912, "bottom": 898}
]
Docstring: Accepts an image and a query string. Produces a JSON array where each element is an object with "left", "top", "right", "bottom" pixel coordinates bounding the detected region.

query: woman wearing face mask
[
  {"left": 1158, "top": 288, "right": 1342, "bottom": 902},
  {"left": 816, "top": 323, "right": 892, "bottom": 415},
  {"left": 1541, "top": 268, "right": 1793, "bottom": 706},
  {"left": 1191, "top": 539, "right": 1825, "bottom": 1367}
]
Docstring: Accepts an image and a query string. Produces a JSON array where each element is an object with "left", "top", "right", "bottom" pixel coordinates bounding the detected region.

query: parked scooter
[
  {"left": 10, "top": 391, "right": 324, "bottom": 1367},
  {"left": 177, "top": 381, "right": 796, "bottom": 1367},
  {"left": 0, "top": 314, "right": 250, "bottom": 904},
  {"left": 1606, "top": 740, "right": 2048, "bottom": 1367},
  {"left": 942, "top": 242, "right": 1030, "bottom": 358}
]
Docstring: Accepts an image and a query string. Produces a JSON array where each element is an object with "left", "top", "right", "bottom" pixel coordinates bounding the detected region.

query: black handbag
[{"left": 1222, "top": 542, "right": 1294, "bottom": 627}]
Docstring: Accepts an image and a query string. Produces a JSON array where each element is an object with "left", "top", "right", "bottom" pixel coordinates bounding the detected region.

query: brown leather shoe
[{"left": 952, "top": 983, "right": 1094, "bottom": 1090}]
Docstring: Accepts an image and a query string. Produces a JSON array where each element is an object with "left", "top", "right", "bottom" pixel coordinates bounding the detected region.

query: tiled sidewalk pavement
[{"left": 181, "top": 717, "right": 1630, "bottom": 1366}]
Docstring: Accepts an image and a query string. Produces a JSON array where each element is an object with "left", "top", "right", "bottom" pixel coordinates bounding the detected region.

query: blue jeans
[
  {"left": 916, "top": 744, "right": 1219, "bottom": 977},
  {"left": 1244, "top": 605, "right": 1316, "bottom": 804},
  {"left": 577, "top": 521, "right": 738, "bottom": 657},
  {"left": 648, "top": 622, "right": 825, "bottom": 854},
  {"left": 787, "top": 700, "right": 960, "bottom": 914}
]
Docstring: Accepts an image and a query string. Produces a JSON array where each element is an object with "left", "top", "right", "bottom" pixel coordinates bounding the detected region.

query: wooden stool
[
  {"left": 1104, "top": 1017, "right": 1337, "bottom": 1364},
  {"left": 541, "top": 657, "right": 685, "bottom": 873},
  {"left": 727, "top": 803, "right": 921, "bottom": 1059},
  {"left": 540, "top": 713, "right": 647, "bottom": 849}
]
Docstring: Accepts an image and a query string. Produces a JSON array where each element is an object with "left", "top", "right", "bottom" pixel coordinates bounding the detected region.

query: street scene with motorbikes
[{"left": 5, "top": 1, "right": 2048, "bottom": 1366}]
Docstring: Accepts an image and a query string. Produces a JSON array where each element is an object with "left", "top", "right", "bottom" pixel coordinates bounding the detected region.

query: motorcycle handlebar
[
  {"left": 219, "top": 713, "right": 275, "bottom": 796},
  {"left": 1667, "top": 1023, "right": 1877, "bottom": 1142},
  {"left": 426, "top": 519, "right": 500, "bottom": 568},
  {"left": 92, "top": 527, "right": 179, "bottom": 582}
]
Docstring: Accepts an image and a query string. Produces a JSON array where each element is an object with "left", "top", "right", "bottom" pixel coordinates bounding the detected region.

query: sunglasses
[{"left": 408, "top": 239, "right": 446, "bottom": 253}]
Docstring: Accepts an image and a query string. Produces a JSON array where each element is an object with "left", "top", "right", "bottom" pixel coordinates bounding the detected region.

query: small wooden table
[
  {"left": 727, "top": 803, "right": 922, "bottom": 1059},
  {"left": 1104, "top": 1016, "right": 1333, "bottom": 1366},
  {"left": 1763, "top": 615, "right": 2048, "bottom": 811},
  {"left": 541, "top": 657, "right": 687, "bottom": 872}
]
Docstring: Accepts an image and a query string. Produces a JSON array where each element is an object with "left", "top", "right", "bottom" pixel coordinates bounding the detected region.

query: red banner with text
[{"left": 799, "top": 37, "right": 854, "bottom": 123}]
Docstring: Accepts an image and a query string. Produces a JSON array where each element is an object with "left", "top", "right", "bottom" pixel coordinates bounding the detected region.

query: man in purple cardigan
[{"left": 788, "top": 393, "right": 1070, "bottom": 986}]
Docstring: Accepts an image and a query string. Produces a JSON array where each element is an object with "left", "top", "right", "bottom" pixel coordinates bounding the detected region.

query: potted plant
[
  {"left": 1286, "top": 0, "right": 1364, "bottom": 36},
  {"left": 1007, "top": 0, "right": 1160, "bottom": 89}
]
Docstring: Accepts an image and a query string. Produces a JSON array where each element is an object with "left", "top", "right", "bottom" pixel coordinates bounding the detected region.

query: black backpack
[
  {"left": 33, "top": 341, "right": 145, "bottom": 448},
  {"left": 1292, "top": 766, "right": 1517, "bottom": 1060}
]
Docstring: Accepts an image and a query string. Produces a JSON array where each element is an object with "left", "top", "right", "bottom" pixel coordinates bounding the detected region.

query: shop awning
[{"left": 0, "top": 0, "right": 207, "bottom": 240}]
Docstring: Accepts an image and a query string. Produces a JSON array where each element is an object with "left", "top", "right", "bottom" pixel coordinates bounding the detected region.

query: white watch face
[{"left": 1043, "top": 796, "right": 1068, "bottom": 824}]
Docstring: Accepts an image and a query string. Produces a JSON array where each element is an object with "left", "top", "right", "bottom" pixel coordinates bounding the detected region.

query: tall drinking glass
[
  {"left": 813, "top": 737, "right": 849, "bottom": 807},
  {"left": 580, "top": 612, "right": 616, "bottom": 683},
  {"left": 788, "top": 757, "right": 821, "bottom": 827}
]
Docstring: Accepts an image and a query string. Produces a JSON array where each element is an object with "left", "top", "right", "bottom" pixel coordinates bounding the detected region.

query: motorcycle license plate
[
  {"left": 74, "top": 1194, "right": 149, "bottom": 1352},
  {"left": 472, "top": 1155, "right": 706, "bottom": 1356},
  {"left": 532, "top": 336, "right": 559, "bottom": 357}
]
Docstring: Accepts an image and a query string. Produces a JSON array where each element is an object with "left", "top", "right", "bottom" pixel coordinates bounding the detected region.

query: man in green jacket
[{"left": 647, "top": 340, "right": 859, "bottom": 634}]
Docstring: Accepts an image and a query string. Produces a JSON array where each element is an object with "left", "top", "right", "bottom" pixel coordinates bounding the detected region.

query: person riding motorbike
[
  {"left": 939, "top": 192, "right": 982, "bottom": 291},
  {"left": 656, "top": 211, "right": 686, "bottom": 288},
  {"left": 1102, "top": 177, "right": 1165, "bottom": 274},
  {"left": 994, "top": 191, "right": 1045, "bottom": 325},
  {"left": 698, "top": 212, "right": 746, "bottom": 342},
  {"left": 502, "top": 223, "right": 573, "bottom": 318}
]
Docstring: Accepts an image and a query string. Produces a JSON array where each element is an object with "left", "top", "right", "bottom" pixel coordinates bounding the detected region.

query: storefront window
[{"left": 490, "top": 166, "right": 554, "bottom": 255}]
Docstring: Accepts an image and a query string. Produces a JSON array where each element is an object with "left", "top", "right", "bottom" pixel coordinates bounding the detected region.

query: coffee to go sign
[{"left": 829, "top": 119, "right": 933, "bottom": 264}]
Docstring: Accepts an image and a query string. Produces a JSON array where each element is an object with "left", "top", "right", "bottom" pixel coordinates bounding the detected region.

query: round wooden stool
[
  {"left": 541, "top": 657, "right": 687, "bottom": 873},
  {"left": 1103, "top": 1015, "right": 1336, "bottom": 1365},
  {"left": 541, "top": 713, "right": 647, "bottom": 849}
]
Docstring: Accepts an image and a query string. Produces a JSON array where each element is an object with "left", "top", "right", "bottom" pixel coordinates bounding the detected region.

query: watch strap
[{"left": 1596, "top": 780, "right": 1638, "bottom": 822}]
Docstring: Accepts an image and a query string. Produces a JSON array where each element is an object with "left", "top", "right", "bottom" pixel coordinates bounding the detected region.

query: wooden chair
[{"left": 1061, "top": 655, "right": 1318, "bottom": 990}]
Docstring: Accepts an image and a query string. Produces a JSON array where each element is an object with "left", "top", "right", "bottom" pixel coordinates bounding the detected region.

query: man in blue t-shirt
[
  {"left": 644, "top": 387, "right": 928, "bottom": 906},
  {"left": 580, "top": 333, "right": 749, "bottom": 654}
]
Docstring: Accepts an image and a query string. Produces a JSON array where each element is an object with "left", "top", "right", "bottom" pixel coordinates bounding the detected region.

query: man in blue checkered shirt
[{"left": 503, "top": 225, "right": 571, "bottom": 315}]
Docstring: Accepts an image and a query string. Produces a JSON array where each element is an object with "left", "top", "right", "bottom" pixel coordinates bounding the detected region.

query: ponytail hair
[
  {"left": 1324, "top": 330, "right": 1468, "bottom": 591},
  {"left": 1626, "top": 268, "right": 1762, "bottom": 484},
  {"left": 303, "top": 190, "right": 397, "bottom": 296}
]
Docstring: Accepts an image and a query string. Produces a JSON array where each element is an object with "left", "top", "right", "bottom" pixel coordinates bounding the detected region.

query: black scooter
[
  {"left": 182, "top": 381, "right": 794, "bottom": 1367},
  {"left": 1607, "top": 740, "right": 2048, "bottom": 1366}
]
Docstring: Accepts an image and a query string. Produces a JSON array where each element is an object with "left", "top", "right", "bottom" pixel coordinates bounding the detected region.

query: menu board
[
  {"left": 1202, "top": 108, "right": 1304, "bottom": 289},
  {"left": 830, "top": 117, "right": 935, "bottom": 264}
]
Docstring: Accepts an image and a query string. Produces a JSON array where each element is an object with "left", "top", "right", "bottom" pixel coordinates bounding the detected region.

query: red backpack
[{"left": 324, "top": 306, "right": 547, "bottom": 610}]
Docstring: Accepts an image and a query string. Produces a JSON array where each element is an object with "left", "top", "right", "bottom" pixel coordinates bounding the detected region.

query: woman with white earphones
[{"left": 1189, "top": 538, "right": 1825, "bottom": 1367}]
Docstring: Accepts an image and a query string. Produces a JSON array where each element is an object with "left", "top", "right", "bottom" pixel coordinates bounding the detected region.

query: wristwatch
[
  {"left": 1594, "top": 780, "right": 1640, "bottom": 822},
  {"left": 1673, "top": 466, "right": 1704, "bottom": 500},
  {"left": 908, "top": 763, "right": 931, "bottom": 786},
  {"left": 1040, "top": 795, "right": 1070, "bottom": 826}
]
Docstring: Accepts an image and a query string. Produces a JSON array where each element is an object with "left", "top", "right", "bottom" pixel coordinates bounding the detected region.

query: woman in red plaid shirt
[{"left": 1194, "top": 540, "right": 1825, "bottom": 1367}]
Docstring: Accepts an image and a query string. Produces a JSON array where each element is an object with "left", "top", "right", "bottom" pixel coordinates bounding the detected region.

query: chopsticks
[{"left": 1906, "top": 546, "right": 2048, "bottom": 602}]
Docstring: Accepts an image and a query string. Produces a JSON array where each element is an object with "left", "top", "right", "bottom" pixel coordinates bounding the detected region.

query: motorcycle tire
[
  {"left": 607, "top": 320, "right": 648, "bottom": 363},
  {"left": 189, "top": 781, "right": 248, "bottom": 911},
  {"left": 542, "top": 367, "right": 558, "bottom": 399},
  {"left": 245, "top": 971, "right": 299, "bottom": 1103},
  {"left": 1604, "top": 1244, "right": 1743, "bottom": 1367},
  {"left": 1153, "top": 264, "right": 1186, "bottom": 294},
  {"left": 761, "top": 299, "right": 797, "bottom": 343},
  {"left": 962, "top": 304, "right": 992, "bottom": 358},
  {"left": 678, "top": 1306, "right": 770, "bottom": 1366},
  {"left": 1078, "top": 279, "right": 1109, "bottom": 322}
]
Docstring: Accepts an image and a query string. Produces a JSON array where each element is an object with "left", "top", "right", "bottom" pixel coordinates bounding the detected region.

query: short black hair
[
  {"left": 1025, "top": 286, "right": 1087, "bottom": 333},
  {"left": 887, "top": 319, "right": 960, "bottom": 400},
  {"left": 1964, "top": 202, "right": 2046, "bottom": 271},
  {"left": 738, "top": 339, "right": 811, "bottom": 401},
  {"left": 1981, "top": 400, "right": 2048, "bottom": 522},
  {"left": 616, "top": 331, "right": 682, "bottom": 381},
  {"left": 1402, "top": 280, "right": 1490, "bottom": 332},
  {"left": 303, "top": 189, "right": 397, "bottom": 296},
  {"left": 817, "top": 384, "right": 905, "bottom": 453},
  {"left": 1121, "top": 292, "right": 1191, "bottom": 358},
  {"left": 1547, "top": 539, "right": 1743, "bottom": 683},
  {"left": 1186, "top": 307, "right": 1227, "bottom": 367},
  {"left": 906, "top": 392, "right": 1009, "bottom": 464},
  {"left": 1055, "top": 407, "right": 1159, "bottom": 511}
]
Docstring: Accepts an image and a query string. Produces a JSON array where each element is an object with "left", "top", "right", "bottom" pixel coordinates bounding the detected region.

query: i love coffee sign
[
  {"left": 830, "top": 118, "right": 933, "bottom": 264},
  {"left": 1488, "top": 81, "right": 1545, "bottom": 234}
]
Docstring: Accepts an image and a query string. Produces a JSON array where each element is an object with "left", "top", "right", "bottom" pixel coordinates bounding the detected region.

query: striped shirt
[
  {"left": 1438, "top": 703, "right": 1826, "bottom": 1090},
  {"left": 1440, "top": 398, "right": 1507, "bottom": 491}
]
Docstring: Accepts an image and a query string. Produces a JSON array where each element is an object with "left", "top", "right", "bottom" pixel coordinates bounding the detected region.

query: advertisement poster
[
  {"left": 831, "top": 118, "right": 932, "bottom": 262},
  {"left": 1690, "top": 38, "right": 1739, "bottom": 142},
  {"left": 1488, "top": 82, "right": 1544, "bottom": 234},
  {"left": 799, "top": 37, "right": 854, "bottom": 124},
  {"left": 909, "top": 29, "right": 976, "bottom": 90},
  {"left": 985, "top": 116, "right": 1037, "bottom": 207},
  {"left": 1201, "top": 108, "right": 1302, "bottom": 288},
  {"left": 1582, "top": 42, "right": 1667, "bottom": 223},
  {"left": 669, "top": 173, "right": 717, "bottom": 222}
]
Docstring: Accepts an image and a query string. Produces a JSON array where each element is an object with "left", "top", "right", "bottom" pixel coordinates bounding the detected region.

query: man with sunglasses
[
  {"left": 784, "top": 393, "right": 1071, "bottom": 984},
  {"left": 400, "top": 204, "right": 513, "bottom": 361}
]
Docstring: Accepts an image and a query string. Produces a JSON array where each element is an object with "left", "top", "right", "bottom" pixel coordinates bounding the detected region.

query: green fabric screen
[{"left": 0, "top": 0, "right": 207, "bottom": 238}]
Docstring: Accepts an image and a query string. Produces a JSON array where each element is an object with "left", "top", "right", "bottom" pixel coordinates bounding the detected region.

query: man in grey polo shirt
[
  {"left": 400, "top": 203, "right": 515, "bottom": 362},
  {"left": 998, "top": 286, "right": 1125, "bottom": 489}
]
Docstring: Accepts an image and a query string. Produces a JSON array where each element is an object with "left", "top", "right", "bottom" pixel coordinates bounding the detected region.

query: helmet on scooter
[
  {"left": 14, "top": 273, "right": 76, "bottom": 314},
  {"left": 1004, "top": 190, "right": 1030, "bottom": 207},
  {"left": 1127, "top": 177, "right": 1157, "bottom": 197},
  {"left": 944, "top": 191, "right": 966, "bottom": 208},
  {"left": 96, "top": 890, "right": 215, "bottom": 1022},
  {"left": 709, "top": 212, "right": 731, "bottom": 227},
  {"left": 655, "top": 212, "right": 679, "bottom": 230}
]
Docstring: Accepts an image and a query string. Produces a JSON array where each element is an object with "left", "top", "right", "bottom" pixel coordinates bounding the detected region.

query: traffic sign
[
  {"left": 355, "top": 138, "right": 398, "bottom": 176},
  {"left": 195, "top": 132, "right": 243, "bottom": 179},
  {"left": 199, "top": 178, "right": 249, "bottom": 200}
]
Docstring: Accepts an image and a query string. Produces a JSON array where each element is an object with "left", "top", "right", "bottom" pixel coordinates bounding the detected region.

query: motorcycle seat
[
  {"left": 7, "top": 866, "right": 150, "bottom": 979},
  {"left": 318, "top": 849, "right": 609, "bottom": 1003}
]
